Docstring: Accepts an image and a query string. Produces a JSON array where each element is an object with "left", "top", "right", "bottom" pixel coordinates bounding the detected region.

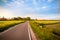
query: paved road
[{"left": 0, "top": 22, "right": 30, "bottom": 40}]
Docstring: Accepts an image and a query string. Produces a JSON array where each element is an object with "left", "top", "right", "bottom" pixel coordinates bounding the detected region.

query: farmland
[
  {"left": 35, "top": 20, "right": 60, "bottom": 24},
  {"left": 30, "top": 20, "right": 60, "bottom": 40},
  {"left": 0, "top": 20, "right": 60, "bottom": 40},
  {"left": 0, "top": 20, "right": 24, "bottom": 32}
]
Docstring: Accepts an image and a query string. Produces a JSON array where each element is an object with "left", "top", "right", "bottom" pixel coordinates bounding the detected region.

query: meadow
[
  {"left": 30, "top": 20, "right": 60, "bottom": 40},
  {"left": 0, "top": 20, "right": 24, "bottom": 32}
]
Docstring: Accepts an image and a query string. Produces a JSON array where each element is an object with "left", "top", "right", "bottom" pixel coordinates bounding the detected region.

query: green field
[
  {"left": 0, "top": 21, "right": 24, "bottom": 32},
  {"left": 35, "top": 20, "right": 60, "bottom": 24},
  {"left": 0, "top": 20, "right": 60, "bottom": 40},
  {"left": 30, "top": 20, "right": 60, "bottom": 40}
]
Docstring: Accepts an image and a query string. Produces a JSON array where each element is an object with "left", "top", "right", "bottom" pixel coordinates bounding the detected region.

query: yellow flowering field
[{"left": 0, "top": 21, "right": 24, "bottom": 32}]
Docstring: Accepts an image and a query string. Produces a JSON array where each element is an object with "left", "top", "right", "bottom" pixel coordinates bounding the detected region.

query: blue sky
[{"left": 0, "top": 0, "right": 60, "bottom": 20}]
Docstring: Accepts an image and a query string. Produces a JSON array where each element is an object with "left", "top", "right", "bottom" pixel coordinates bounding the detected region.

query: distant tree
[
  {"left": 17, "top": 17, "right": 23, "bottom": 20},
  {"left": 22, "top": 17, "right": 31, "bottom": 20},
  {"left": 13, "top": 17, "right": 18, "bottom": 20},
  {"left": 26, "top": 17, "right": 31, "bottom": 20},
  {"left": 10, "top": 17, "right": 23, "bottom": 20},
  {"left": 0, "top": 16, "right": 32, "bottom": 21},
  {"left": 0, "top": 16, "right": 7, "bottom": 21}
]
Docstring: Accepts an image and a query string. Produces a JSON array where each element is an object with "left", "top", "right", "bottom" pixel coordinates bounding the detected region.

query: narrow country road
[{"left": 0, "top": 22, "right": 30, "bottom": 40}]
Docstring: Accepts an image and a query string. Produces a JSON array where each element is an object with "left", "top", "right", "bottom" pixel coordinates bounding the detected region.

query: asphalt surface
[{"left": 0, "top": 22, "right": 30, "bottom": 40}]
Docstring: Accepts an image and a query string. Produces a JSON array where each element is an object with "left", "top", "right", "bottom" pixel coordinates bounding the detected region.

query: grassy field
[
  {"left": 0, "top": 20, "right": 25, "bottom": 32},
  {"left": 35, "top": 20, "right": 60, "bottom": 24},
  {"left": 30, "top": 20, "right": 60, "bottom": 40}
]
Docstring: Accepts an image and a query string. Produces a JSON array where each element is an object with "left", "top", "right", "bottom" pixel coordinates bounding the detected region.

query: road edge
[
  {"left": 0, "top": 22, "right": 25, "bottom": 35},
  {"left": 28, "top": 21, "right": 37, "bottom": 40}
]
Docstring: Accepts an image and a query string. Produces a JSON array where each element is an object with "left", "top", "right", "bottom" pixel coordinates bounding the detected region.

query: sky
[{"left": 0, "top": 0, "right": 60, "bottom": 20}]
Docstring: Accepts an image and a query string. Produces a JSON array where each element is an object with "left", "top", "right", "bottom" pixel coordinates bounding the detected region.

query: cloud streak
[
  {"left": 0, "top": 7, "right": 14, "bottom": 18},
  {"left": 0, "top": 0, "right": 60, "bottom": 20}
]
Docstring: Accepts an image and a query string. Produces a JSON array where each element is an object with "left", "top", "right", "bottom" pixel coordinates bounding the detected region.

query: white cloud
[
  {"left": 41, "top": 6, "right": 49, "bottom": 11},
  {"left": 42, "top": 14, "right": 60, "bottom": 20},
  {"left": 5, "top": 0, "right": 25, "bottom": 8},
  {"left": 2, "top": 0, "right": 8, "bottom": 3},
  {"left": 1, "top": 0, "right": 60, "bottom": 20},
  {"left": 0, "top": 7, "right": 14, "bottom": 18},
  {"left": 20, "top": 13, "right": 60, "bottom": 20},
  {"left": 42, "top": 6, "right": 47, "bottom": 9},
  {"left": 47, "top": 0, "right": 53, "bottom": 3},
  {"left": 22, "top": 13, "right": 40, "bottom": 19},
  {"left": 0, "top": 7, "right": 60, "bottom": 20},
  {"left": 32, "top": 0, "right": 37, "bottom": 6}
]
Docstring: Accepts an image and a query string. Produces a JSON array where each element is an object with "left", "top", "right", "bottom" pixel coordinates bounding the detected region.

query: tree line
[{"left": 0, "top": 16, "right": 35, "bottom": 21}]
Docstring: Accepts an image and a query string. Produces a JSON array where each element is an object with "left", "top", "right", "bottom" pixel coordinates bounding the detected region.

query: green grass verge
[{"left": 30, "top": 21, "right": 60, "bottom": 40}]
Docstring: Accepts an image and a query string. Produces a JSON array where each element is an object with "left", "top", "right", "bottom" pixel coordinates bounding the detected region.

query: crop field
[
  {"left": 0, "top": 21, "right": 24, "bottom": 32},
  {"left": 35, "top": 20, "right": 60, "bottom": 24},
  {"left": 30, "top": 20, "right": 60, "bottom": 40}
]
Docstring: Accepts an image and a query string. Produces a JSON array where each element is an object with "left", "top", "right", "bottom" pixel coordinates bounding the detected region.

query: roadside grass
[
  {"left": 30, "top": 20, "right": 60, "bottom": 40},
  {"left": 0, "top": 20, "right": 25, "bottom": 32}
]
